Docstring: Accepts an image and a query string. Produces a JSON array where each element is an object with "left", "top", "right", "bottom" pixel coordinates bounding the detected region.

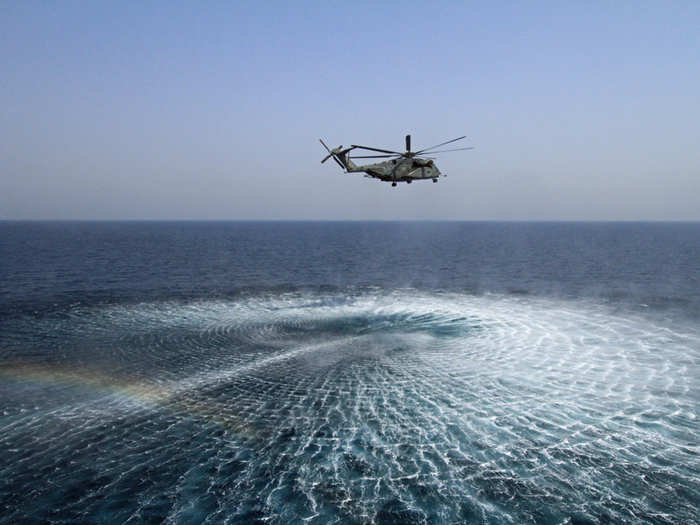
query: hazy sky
[{"left": 2, "top": 2, "right": 699, "bottom": 220}]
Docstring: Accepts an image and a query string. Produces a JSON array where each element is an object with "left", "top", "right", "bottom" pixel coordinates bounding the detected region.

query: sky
[{"left": 1, "top": 1, "right": 699, "bottom": 220}]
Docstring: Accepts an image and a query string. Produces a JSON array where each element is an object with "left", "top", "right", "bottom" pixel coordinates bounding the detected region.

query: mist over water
[{"left": 1, "top": 222, "right": 698, "bottom": 524}]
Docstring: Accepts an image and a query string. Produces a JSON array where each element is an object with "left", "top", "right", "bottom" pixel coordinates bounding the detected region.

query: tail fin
[{"left": 320, "top": 139, "right": 356, "bottom": 172}]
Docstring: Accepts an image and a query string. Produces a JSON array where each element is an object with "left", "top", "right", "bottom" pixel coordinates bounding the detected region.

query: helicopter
[{"left": 320, "top": 134, "right": 473, "bottom": 187}]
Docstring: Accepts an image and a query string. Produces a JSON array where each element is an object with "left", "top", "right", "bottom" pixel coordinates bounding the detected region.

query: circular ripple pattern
[{"left": 1, "top": 290, "right": 698, "bottom": 524}]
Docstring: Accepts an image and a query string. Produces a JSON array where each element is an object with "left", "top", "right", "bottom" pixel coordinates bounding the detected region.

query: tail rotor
[{"left": 319, "top": 139, "right": 347, "bottom": 171}]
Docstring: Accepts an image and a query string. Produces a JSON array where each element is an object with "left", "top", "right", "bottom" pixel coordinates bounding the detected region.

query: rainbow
[{"left": 0, "top": 360, "right": 261, "bottom": 437}]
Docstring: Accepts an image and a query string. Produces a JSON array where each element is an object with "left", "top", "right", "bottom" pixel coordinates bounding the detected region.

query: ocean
[{"left": 1, "top": 221, "right": 698, "bottom": 524}]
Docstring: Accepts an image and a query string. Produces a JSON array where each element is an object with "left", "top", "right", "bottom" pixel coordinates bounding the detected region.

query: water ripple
[{"left": 1, "top": 290, "right": 698, "bottom": 524}]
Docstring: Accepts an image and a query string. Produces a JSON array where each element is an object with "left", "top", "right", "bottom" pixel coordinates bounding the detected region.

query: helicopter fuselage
[{"left": 346, "top": 156, "right": 441, "bottom": 185}]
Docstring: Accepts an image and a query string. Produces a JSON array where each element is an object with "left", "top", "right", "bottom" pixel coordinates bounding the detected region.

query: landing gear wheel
[
  {"left": 392, "top": 182, "right": 397, "bottom": 187},
  {"left": 432, "top": 178, "right": 438, "bottom": 183}
]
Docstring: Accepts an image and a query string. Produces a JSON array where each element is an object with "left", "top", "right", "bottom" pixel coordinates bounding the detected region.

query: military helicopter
[{"left": 320, "top": 134, "right": 473, "bottom": 187}]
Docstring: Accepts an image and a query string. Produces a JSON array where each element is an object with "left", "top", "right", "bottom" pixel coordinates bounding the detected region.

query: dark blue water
[{"left": 1, "top": 222, "right": 699, "bottom": 524}]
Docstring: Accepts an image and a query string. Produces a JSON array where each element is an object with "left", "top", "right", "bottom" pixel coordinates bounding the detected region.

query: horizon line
[{"left": 2, "top": 219, "right": 699, "bottom": 224}]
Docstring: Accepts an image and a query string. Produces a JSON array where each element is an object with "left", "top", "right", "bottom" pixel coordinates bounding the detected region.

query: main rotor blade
[
  {"left": 350, "top": 144, "right": 402, "bottom": 155},
  {"left": 349, "top": 154, "right": 400, "bottom": 159},
  {"left": 422, "top": 146, "right": 474, "bottom": 154},
  {"left": 415, "top": 135, "right": 467, "bottom": 154},
  {"left": 319, "top": 138, "right": 332, "bottom": 154},
  {"left": 405, "top": 134, "right": 411, "bottom": 152}
]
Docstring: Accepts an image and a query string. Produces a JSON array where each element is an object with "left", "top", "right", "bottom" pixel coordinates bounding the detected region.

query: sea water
[{"left": 1, "top": 222, "right": 698, "bottom": 524}]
